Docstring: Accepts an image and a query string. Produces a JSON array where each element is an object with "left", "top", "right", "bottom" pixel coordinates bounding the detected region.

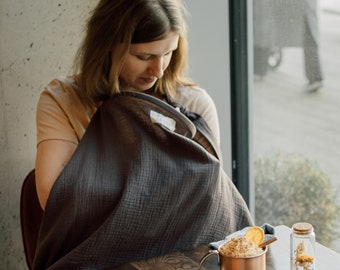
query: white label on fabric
[{"left": 150, "top": 110, "right": 176, "bottom": 132}]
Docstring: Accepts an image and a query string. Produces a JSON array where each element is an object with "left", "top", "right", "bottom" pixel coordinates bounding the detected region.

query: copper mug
[{"left": 199, "top": 246, "right": 267, "bottom": 270}]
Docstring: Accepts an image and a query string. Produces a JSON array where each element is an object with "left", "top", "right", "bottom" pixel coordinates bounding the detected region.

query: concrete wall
[
  {"left": 0, "top": 1, "right": 95, "bottom": 268},
  {"left": 0, "top": 0, "right": 230, "bottom": 268}
]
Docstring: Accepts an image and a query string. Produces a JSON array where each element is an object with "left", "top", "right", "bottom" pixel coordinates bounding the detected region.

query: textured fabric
[
  {"left": 36, "top": 76, "right": 220, "bottom": 147},
  {"left": 33, "top": 92, "right": 253, "bottom": 270},
  {"left": 36, "top": 76, "right": 96, "bottom": 145}
]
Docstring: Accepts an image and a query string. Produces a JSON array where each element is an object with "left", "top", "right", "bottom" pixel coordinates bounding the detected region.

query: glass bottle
[{"left": 290, "top": 222, "right": 316, "bottom": 270}]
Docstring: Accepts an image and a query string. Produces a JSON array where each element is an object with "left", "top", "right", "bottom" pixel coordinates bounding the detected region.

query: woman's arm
[
  {"left": 35, "top": 139, "right": 77, "bottom": 210},
  {"left": 35, "top": 79, "right": 89, "bottom": 210}
]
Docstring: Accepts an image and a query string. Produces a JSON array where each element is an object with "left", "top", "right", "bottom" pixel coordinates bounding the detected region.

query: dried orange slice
[{"left": 245, "top": 226, "right": 265, "bottom": 245}]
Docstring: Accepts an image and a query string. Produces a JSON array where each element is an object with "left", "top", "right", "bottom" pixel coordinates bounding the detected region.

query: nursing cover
[{"left": 33, "top": 92, "right": 253, "bottom": 269}]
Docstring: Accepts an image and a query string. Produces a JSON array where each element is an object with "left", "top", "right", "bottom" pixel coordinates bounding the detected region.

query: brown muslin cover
[{"left": 33, "top": 92, "right": 253, "bottom": 269}]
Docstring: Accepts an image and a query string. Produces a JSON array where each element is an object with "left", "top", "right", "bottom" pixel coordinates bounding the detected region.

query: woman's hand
[{"left": 35, "top": 139, "right": 77, "bottom": 210}]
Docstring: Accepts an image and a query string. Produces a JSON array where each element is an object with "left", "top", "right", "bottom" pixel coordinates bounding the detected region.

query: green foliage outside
[{"left": 254, "top": 152, "right": 340, "bottom": 249}]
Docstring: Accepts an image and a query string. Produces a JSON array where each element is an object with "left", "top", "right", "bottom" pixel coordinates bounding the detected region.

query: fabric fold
[{"left": 33, "top": 92, "right": 253, "bottom": 269}]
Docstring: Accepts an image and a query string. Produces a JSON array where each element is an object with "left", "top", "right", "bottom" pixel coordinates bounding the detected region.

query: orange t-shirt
[{"left": 36, "top": 76, "right": 220, "bottom": 146}]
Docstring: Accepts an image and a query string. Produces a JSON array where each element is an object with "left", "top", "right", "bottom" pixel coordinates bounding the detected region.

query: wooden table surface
[{"left": 113, "top": 225, "right": 340, "bottom": 269}]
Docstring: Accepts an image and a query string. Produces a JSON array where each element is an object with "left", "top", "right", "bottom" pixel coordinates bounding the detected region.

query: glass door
[{"left": 252, "top": 0, "right": 340, "bottom": 251}]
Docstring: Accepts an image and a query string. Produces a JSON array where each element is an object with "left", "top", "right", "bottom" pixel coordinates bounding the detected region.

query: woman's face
[{"left": 119, "top": 31, "right": 179, "bottom": 91}]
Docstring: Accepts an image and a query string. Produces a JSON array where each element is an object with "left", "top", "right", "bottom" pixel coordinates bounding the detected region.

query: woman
[
  {"left": 35, "top": 0, "right": 220, "bottom": 211},
  {"left": 33, "top": 0, "right": 253, "bottom": 269}
]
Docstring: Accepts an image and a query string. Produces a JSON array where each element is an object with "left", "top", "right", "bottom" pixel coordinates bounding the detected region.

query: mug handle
[{"left": 199, "top": 249, "right": 219, "bottom": 269}]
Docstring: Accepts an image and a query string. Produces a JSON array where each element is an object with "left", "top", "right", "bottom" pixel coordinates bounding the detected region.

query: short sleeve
[
  {"left": 36, "top": 89, "right": 78, "bottom": 145},
  {"left": 36, "top": 77, "right": 96, "bottom": 146}
]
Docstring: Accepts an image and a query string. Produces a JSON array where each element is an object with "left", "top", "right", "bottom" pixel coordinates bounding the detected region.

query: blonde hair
[{"left": 73, "top": 0, "right": 195, "bottom": 104}]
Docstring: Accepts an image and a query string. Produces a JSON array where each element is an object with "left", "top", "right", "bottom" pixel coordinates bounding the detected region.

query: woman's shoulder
[
  {"left": 175, "top": 85, "right": 216, "bottom": 110},
  {"left": 37, "top": 76, "right": 96, "bottom": 144},
  {"left": 175, "top": 85, "right": 220, "bottom": 146},
  {"left": 43, "top": 75, "right": 79, "bottom": 101},
  {"left": 40, "top": 75, "right": 97, "bottom": 113},
  {"left": 176, "top": 84, "right": 208, "bottom": 96}
]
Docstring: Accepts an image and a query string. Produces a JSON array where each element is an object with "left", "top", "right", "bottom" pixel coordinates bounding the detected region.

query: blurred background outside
[{"left": 252, "top": 0, "right": 340, "bottom": 252}]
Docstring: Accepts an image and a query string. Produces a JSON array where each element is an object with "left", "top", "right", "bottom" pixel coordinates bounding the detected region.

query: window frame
[{"left": 229, "top": 0, "right": 254, "bottom": 213}]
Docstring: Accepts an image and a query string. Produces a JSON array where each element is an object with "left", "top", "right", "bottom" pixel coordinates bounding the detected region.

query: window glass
[{"left": 252, "top": 0, "right": 340, "bottom": 252}]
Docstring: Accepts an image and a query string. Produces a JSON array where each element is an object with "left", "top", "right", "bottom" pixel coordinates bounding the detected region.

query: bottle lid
[{"left": 292, "top": 222, "right": 313, "bottom": 234}]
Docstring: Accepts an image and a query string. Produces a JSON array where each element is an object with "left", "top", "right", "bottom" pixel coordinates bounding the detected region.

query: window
[{"left": 251, "top": 0, "right": 340, "bottom": 251}]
